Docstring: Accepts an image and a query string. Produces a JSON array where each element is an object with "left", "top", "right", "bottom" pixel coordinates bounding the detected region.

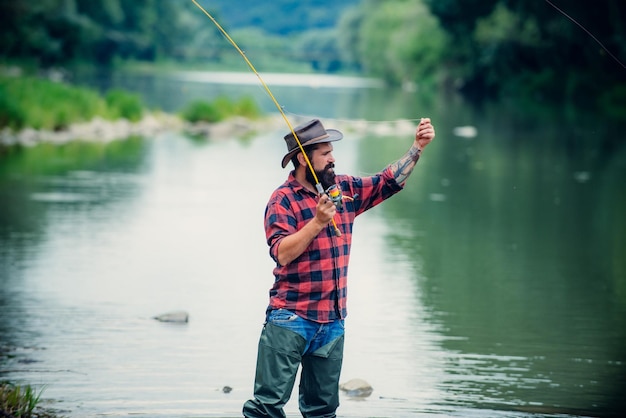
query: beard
[{"left": 306, "top": 163, "right": 336, "bottom": 191}]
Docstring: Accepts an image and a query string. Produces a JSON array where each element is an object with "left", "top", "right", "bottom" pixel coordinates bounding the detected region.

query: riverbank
[
  {"left": 0, "top": 112, "right": 176, "bottom": 148},
  {"left": 0, "top": 68, "right": 423, "bottom": 150},
  {"left": 0, "top": 112, "right": 291, "bottom": 149},
  {"left": 0, "top": 70, "right": 273, "bottom": 148},
  {"left": 0, "top": 111, "right": 422, "bottom": 149}
]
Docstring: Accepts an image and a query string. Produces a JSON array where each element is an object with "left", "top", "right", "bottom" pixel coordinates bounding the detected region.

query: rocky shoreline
[
  {"left": 0, "top": 112, "right": 285, "bottom": 148},
  {"left": 0, "top": 112, "right": 420, "bottom": 148}
]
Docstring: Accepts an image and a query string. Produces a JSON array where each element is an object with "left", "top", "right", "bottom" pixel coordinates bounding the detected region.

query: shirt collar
[{"left": 287, "top": 170, "right": 318, "bottom": 197}]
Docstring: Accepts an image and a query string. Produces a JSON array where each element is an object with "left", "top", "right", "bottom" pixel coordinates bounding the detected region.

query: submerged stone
[
  {"left": 153, "top": 311, "right": 189, "bottom": 323},
  {"left": 339, "top": 378, "right": 373, "bottom": 398}
]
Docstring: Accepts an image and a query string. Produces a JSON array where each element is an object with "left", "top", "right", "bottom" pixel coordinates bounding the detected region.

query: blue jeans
[
  {"left": 267, "top": 309, "right": 345, "bottom": 355},
  {"left": 242, "top": 309, "right": 345, "bottom": 418}
]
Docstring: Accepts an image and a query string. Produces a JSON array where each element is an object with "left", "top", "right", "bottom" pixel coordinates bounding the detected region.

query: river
[{"left": 1, "top": 70, "right": 625, "bottom": 417}]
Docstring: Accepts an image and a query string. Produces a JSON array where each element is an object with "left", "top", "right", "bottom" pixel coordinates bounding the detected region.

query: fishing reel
[
  {"left": 325, "top": 184, "right": 344, "bottom": 210},
  {"left": 326, "top": 184, "right": 357, "bottom": 210},
  {"left": 316, "top": 183, "right": 356, "bottom": 237}
]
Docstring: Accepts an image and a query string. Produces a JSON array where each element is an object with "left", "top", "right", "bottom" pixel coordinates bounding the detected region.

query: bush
[
  {"left": 181, "top": 100, "right": 222, "bottom": 123},
  {"left": 0, "top": 84, "right": 26, "bottom": 129},
  {"left": 105, "top": 89, "right": 144, "bottom": 122},
  {"left": 0, "top": 75, "right": 263, "bottom": 131},
  {"left": 0, "top": 75, "right": 108, "bottom": 130},
  {"left": 234, "top": 96, "right": 262, "bottom": 119},
  {"left": 0, "top": 75, "right": 147, "bottom": 131},
  {"left": 180, "top": 95, "right": 262, "bottom": 123}
]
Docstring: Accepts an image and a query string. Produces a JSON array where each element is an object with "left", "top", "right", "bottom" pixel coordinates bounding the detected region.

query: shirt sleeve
[
  {"left": 349, "top": 166, "right": 403, "bottom": 216},
  {"left": 265, "top": 191, "right": 297, "bottom": 264}
]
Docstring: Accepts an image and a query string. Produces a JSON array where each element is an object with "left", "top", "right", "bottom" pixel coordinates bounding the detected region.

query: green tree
[
  {"left": 423, "top": 0, "right": 626, "bottom": 107},
  {"left": 0, "top": 0, "right": 222, "bottom": 67},
  {"left": 336, "top": 6, "right": 364, "bottom": 72},
  {"left": 338, "top": 0, "right": 447, "bottom": 85},
  {"left": 294, "top": 29, "right": 343, "bottom": 72}
]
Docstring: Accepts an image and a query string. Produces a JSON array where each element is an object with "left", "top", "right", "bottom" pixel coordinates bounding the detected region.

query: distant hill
[{"left": 204, "top": 0, "right": 360, "bottom": 35}]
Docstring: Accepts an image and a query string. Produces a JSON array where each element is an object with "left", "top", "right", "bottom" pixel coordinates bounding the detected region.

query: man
[{"left": 243, "top": 118, "right": 435, "bottom": 418}]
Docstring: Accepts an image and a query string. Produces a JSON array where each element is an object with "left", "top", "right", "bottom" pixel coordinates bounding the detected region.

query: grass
[
  {"left": 104, "top": 89, "right": 144, "bottom": 122},
  {"left": 180, "top": 94, "right": 262, "bottom": 123},
  {"left": 0, "top": 382, "right": 49, "bottom": 417},
  {"left": 0, "top": 73, "right": 264, "bottom": 134},
  {"left": 0, "top": 75, "right": 144, "bottom": 131}
]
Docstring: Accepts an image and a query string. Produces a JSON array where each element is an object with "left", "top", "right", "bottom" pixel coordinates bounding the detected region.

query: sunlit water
[{"left": 1, "top": 72, "right": 625, "bottom": 417}]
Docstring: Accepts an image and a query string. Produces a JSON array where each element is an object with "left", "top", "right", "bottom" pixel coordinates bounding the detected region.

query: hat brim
[{"left": 281, "top": 129, "right": 343, "bottom": 168}]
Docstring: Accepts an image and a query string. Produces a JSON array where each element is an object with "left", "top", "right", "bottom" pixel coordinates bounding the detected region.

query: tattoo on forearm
[{"left": 391, "top": 146, "right": 421, "bottom": 184}]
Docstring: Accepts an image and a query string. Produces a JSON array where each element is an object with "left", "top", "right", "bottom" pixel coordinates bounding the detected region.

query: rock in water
[
  {"left": 153, "top": 311, "right": 189, "bottom": 323},
  {"left": 339, "top": 378, "right": 373, "bottom": 398}
]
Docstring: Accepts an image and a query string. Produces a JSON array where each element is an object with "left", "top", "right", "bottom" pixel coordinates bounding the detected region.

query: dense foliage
[
  {"left": 0, "top": 0, "right": 354, "bottom": 69},
  {"left": 422, "top": 0, "right": 626, "bottom": 104},
  {"left": 0, "top": 74, "right": 262, "bottom": 131},
  {"left": 1, "top": 0, "right": 624, "bottom": 112},
  {"left": 0, "top": 0, "right": 220, "bottom": 66},
  {"left": 340, "top": 0, "right": 626, "bottom": 112},
  {"left": 337, "top": 0, "right": 447, "bottom": 85},
  {"left": 0, "top": 76, "right": 143, "bottom": 130}
]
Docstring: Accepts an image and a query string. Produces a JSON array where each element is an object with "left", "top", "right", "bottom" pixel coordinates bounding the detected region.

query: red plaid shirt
[{"left": 264, "top": 167, "right": 403, "bottom": 323}]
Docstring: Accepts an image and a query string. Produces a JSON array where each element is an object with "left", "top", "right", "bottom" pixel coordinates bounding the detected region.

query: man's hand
[
  {"left": 315, "top": 193, "right": 336, "bottom": 226},
  {"left": 390, "top": 117, "right": 436, "bottom": 185},
  {"left": 415, "top": 118, "right": 435, "bottom": 150},
  {"left": 276, "top": 193, "right": 337, "bottom": 266}
]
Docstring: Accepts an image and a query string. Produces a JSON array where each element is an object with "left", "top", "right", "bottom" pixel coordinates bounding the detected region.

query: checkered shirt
[{"left": 264, "top": 167, "right": 403, "bottom": 323}]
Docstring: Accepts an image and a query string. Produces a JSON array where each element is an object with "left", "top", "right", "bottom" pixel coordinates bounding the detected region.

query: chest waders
[{"left": 243, "top": 322, "right": 345, "bottom": 418}]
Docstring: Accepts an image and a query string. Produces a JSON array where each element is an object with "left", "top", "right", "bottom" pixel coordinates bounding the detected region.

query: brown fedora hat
[{"left": 281, "top": 119, "right": 343, "bottom": 168}]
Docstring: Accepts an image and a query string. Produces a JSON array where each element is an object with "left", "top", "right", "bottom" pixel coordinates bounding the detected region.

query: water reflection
[
  {"left": 1, "top": 73, "right": 625, "bottom": 417},
  {"left": 355, "top": 99, "right": 626, "bottom": 416}
]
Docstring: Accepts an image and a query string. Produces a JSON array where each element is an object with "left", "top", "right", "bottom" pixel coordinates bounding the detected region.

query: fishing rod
[
  {"left": 544, "top": 0, "right": 626, "bottom": 70},
  {"left": 191, "top": 0, "right": 342, "bottom": 236}
]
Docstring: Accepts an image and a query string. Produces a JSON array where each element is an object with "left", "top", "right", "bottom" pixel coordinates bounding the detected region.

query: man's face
[{"left": 304, "top": 142, "right": 336, "bottom": 190}]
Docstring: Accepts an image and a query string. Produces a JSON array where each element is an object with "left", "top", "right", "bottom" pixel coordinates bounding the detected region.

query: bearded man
[{"left": 243, "top": 118, "right": 435, "bottom": 418}]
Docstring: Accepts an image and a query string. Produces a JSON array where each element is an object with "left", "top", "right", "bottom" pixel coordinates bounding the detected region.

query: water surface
[{"left": 1, "top": 71, "right": 625, "bottom": 417}]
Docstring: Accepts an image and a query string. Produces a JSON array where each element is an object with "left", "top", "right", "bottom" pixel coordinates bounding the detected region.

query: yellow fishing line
[
  {"left": 191, "top": 0, "right": 342, "bottom": 236},
  {"left": 190, "top": 0, "right": 318, "bottom": 182}
]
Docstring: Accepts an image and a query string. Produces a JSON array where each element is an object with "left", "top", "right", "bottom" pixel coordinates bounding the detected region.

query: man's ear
[{"left": 297, "top": 152, "right": 307, "bottom": 167}]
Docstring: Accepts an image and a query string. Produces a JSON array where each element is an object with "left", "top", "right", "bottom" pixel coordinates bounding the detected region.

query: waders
[{"left": 243, "top": 322, "right": 344, "bottom": 418}]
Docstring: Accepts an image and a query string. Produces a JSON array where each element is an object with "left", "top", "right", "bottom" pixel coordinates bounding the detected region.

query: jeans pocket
[
  {"left": 268, "top": 309, "right": 299, "bottom": 324},
  {"left": 267, "top": 309, "right": 308, "bottom": 341}
]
